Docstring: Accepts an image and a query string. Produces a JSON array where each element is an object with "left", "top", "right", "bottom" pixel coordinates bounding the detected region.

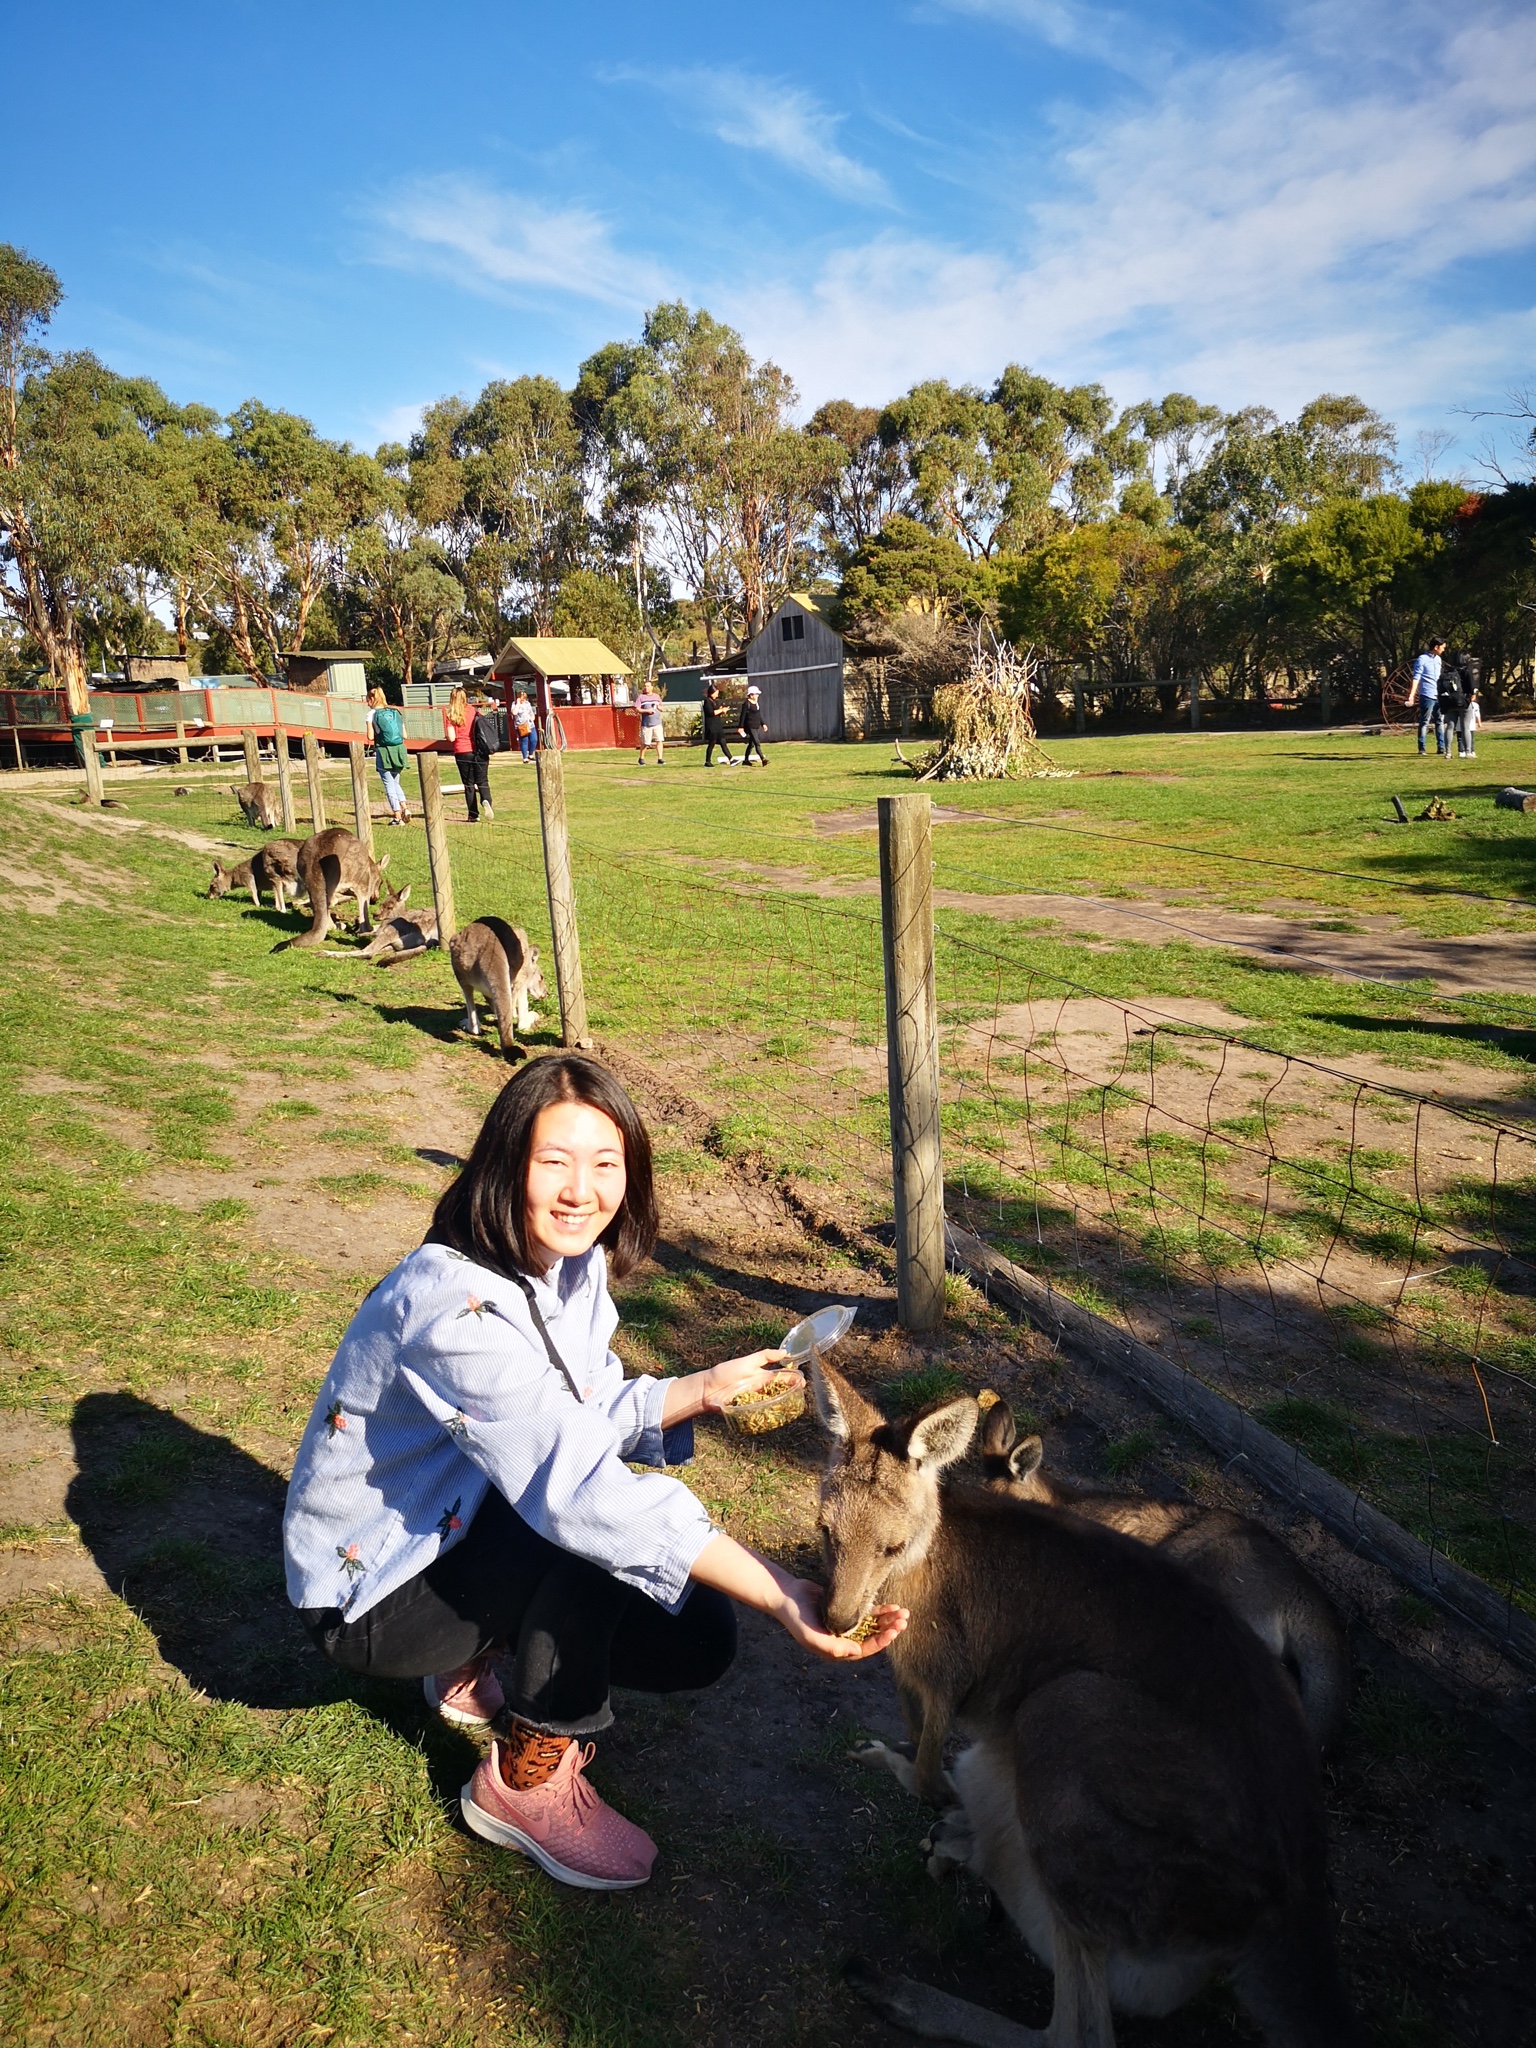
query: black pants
[
  {"left": 740, "top": 731, "right": 766, "bottom": 765},
  {"left": 301, "top": 1487, "right": 736, "bottom": 1735},
  {"left": 704, "top": 734, "right": 735, "bottom": 765},
  {"left": 462, "top": 754, "right": 492, "bottom": 819}
]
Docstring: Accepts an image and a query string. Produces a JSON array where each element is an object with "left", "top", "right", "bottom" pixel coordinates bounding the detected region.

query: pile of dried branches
[{"left": 900, "top": 628, "right": 1066, "bottom": 781}]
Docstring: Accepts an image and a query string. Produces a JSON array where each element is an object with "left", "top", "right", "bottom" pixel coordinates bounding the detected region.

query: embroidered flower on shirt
[
  {"left": 457, "top": 1293, "right": 495, "bottom": 1319},
  {"left": 437, "top": 1497, "right": 463, "bottom": 1537},
  {"left": 446, "top": 1409, "right": 470, "bottom": 1441},
  {"left": 325, "top": 1399, "right": 346, "bottom": 1437},
  {"left": 337, "top": 1542, "right": 365, "bottom": 1580}
]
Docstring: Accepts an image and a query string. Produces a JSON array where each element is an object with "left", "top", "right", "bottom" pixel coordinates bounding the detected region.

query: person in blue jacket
[{"left": 284, "top": 1053, "right": 904, "bottom": 1891}]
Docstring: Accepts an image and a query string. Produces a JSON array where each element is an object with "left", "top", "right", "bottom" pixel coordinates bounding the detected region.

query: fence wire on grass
[{"left": 397, "top": 766, "right": 1536, "bottom": 1663}]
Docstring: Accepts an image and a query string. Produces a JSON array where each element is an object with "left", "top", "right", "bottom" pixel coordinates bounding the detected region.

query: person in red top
[
  {"left": 635, "top": 684, "right": 665, "bottom": 767},
  {"left": 446, "top": 686, "right": 485, "bottom": 820}
]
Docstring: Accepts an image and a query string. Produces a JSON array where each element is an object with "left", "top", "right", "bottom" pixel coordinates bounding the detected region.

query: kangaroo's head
[
  {"left": 208, "top": 860, "right": 232, "bottom": 899},
  {"left": 810, "top": 1355, "right": 978, "bottom": 1634},
  {"left": 374, "top": 883, "right": 411, "bottom": 923},
  {"left": 523, "top": 940, "right": 549, "bottom": 1004},
  {"left": 978, "top": 1396, "right": 1046, "bottom": 1498}
]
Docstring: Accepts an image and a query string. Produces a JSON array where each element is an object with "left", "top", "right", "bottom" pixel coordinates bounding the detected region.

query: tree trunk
[
  {"left": 59, "top": 642, "right": 89, "bottom": 716},
  {"left": 175, "top": 580, "right": 189, "bottom": 661}
]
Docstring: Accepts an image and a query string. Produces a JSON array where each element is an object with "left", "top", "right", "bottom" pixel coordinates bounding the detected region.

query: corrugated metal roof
[{"left": 491, "top": 636, "right": 632, "bottom": 677}]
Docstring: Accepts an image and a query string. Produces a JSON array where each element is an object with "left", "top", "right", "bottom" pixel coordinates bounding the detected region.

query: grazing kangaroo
[
  {"left": 231, "top": 781, "right": 279, "bottom": 829},
  {"left": 979, "top": 1402, "right": 1349, "bottom": 1753},
  {"left": 356, "top": 898, "right": 438, "bottom": 965},
  {"left": 289, "top": 828, "right": 391, "bottom": 948},
  {"left": 208, "top": 838, "right": 304, "bottom": 914},
  {"left": 811, "top": 1359, "right": 1361, "bottom": 2048},
  {"left": 448, "top": 918, "right": 547, "bottom": 1061}
]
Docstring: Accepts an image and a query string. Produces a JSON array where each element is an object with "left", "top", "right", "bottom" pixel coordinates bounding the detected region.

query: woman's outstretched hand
[
  {"left": 772, "top": 1575, "right": 908, "bottom": 1662},
  {"left": 698, "top": 1349, "right": 796, "bottom": 1413}
]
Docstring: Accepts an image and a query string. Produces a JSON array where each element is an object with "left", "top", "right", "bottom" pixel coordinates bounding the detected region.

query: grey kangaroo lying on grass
[
  {"left": 449, "top": 918, "right": 547, "bottom": 1060},
  {"left": 356, "top": 899, "right": 437, "bottom": 965},
  {"left": 811, "top": 1358, "right": 1361, "bottom": 2048},
  {"left": 979, "top": 1398, "right": 1350, "bottom": 1753},
  {"left": 208, "top": 839, "right": 304, "bottom": 914}
]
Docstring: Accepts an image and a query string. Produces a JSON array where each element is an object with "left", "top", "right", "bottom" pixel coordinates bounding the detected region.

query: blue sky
[{"left": 15, "top": 1, "right": 1536, "bottom": 472}]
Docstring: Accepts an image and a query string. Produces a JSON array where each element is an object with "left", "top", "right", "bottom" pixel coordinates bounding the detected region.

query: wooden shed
[
  {"left": 741, "top": 592, "right": 845, "bottom": 740},
  {"left": 489, "top": 636, "right": 638, "bottom": 750},
  {"left": 283, "top": 650, "right": 370, "bottom": 698}
]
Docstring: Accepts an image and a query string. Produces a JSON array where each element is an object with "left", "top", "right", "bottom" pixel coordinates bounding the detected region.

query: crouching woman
[{"left": 283, "top": 1053, "right": 903, "bottom": 1891}]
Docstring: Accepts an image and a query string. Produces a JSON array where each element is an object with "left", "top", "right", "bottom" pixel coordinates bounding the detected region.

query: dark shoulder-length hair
[{"left": 429, "top": 1053, "right": 656, "bottom": 1281}]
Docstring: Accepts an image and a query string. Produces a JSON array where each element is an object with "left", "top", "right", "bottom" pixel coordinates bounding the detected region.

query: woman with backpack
[{"left": 367, "top": 687, "right": 410, "bottom": 826}]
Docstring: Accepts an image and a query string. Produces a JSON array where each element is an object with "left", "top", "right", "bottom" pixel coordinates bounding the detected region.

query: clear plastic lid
[{"left": 781, "top": 1304, "right": 858, "bottom": 1359}]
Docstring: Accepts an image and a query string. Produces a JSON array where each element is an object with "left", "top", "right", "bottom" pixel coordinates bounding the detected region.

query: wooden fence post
[
  {"left": 241, "top": 727, "right": 261, "bottom": 786},
  {"left": 348, "top": 741, "right": 375, "bottom": 855},
  {"left": 878, "top": 792, "right": 945, "bottom": 1333},
  {"left": 175, "top": 711, "right": 189, "bottom": 766},
  {"left": 302, "top": 733, "right": 326, "bottom": 832},
  {"left": 274, "top": 726, "right": 297, "bottom": 832},
  {"left": 82, "top": 730, "right": 105, "bottom": 807},
  {"left": 417, "top": 751, "right": 456, "bottom": 943},
  {"left": 535, "top": 746, "right": 591, "bottom": 1048},
  {"left": 1072, "top": 677, "right": 1086, "bottom": 736},
  {"left": 1190, "top": 676, "right": 1201, "bottom": 730}
]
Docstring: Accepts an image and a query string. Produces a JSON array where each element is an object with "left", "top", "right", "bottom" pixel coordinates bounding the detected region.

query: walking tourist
[
  {"left": 738, "top": 684, "right": 768, "bottom": 766},
  {"left": 512, "top": 691, "right": 537, "bottom": 764},
  {"left": 283, "top": 1054, "right": 905, "bottom": 1890},
  {"left": 1405, "top": 637, "right": 1448, "bottom": 756},
  {"left": 636, "top": 680, "right": 665, "bottom": 766},
  {"left": 446, "top": 686, "right": 479, "bottom": 819},
  {"left": 701, "top": 678, "right": 736, "bottom": 767},
  {"left": 366, "top": 686, "right": 410, "bottom": 825},
  {"left": 467, "top": 697, "right": 501, "bottom": 821}
]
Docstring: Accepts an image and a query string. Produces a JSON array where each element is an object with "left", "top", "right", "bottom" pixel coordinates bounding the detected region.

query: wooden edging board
[{"left": 946, "top": 1222, "right": 1536, "bottom": 1674}]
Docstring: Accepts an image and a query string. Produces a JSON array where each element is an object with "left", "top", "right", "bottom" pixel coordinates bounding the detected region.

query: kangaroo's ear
[
  {"left": 808, "top": 1354, "right": 851, "bottom": 1440},
  {"left": 378, "top": 853, "right": 390, "bottom": 872},
  {"left": 1009, "top": 1434, "right": 1045, "bottom": 1483},
  {"left": 980, "top": 1397, "right": 1016, "bottom": 1459},
  {"left": 397, "top": 884, "right": 410, "bottom": 906},
  {"left": 906, "top": 1396, "right": 979, "bottom": 1472}
]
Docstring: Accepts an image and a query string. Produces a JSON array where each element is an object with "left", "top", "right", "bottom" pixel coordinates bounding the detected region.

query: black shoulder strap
[{"left": 510, "top": 1272, "right": 585, "bottom": 1403}]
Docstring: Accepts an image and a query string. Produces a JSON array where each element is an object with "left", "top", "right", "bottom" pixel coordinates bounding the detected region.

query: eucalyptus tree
[
  {"left": 806, "top": 399, "right": 915, "bottom": 566},
  {"left": 347, "top": 445, "right": 464, "bottom": 689},
  {"left": 0, "top": 246, "right": 169, "bottom": 708},
  {"left": 179, "top": 402, "right": 384, "bottom": 680}
]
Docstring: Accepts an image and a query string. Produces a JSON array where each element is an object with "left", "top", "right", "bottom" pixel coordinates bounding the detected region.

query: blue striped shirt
[
  {"left": 1411, "top": 652, "right": 1442, "bottom": 697},
  {"left": 282, "top": 1242, "right": 716, "bottom": 1621}
]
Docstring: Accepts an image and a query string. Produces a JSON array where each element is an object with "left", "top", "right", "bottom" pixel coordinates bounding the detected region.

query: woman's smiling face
[{"left": 523, "top": 1100, "right": 627, "bottom": 1268}]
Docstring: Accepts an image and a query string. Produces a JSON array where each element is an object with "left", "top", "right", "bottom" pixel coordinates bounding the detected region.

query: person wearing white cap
[{"left": 738, "top": 684, "right": 768, "bottom": 766}]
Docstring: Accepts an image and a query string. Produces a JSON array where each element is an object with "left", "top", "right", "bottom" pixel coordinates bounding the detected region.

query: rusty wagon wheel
[{"left": 1381, "top": 666, "right": 1413, "bottom": 726}]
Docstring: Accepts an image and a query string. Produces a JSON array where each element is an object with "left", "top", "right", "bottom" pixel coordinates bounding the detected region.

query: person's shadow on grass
[{"left": 65, "top": 1391, "right": 478, "bottom": 1780}]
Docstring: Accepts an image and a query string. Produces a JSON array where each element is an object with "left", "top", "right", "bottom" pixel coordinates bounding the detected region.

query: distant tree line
[{"left": 2, "top": 243, "right": 1533, "bottom": 717}]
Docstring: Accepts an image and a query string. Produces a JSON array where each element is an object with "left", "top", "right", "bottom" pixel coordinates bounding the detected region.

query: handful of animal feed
[{"left": 723, "top": 1371, "right": 806, "bottom": 1437}]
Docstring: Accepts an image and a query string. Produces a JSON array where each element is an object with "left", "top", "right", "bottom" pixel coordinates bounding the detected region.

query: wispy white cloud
[
  {"left": 370, "top": 174, "right": 670, "bottom": 309},
  {"left": 725, "top": 6, "right": 1536, "bottom": 426},
  {"left": 612, "top": 66, "right": 891, "bottom": 204},
  {"left": 929, "top": 0, "right": 1151, "bottom": 74}
]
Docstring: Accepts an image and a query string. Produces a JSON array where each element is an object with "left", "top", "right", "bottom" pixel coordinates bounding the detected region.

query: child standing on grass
[
  {"left": 1460, "top": 685, "right": 1482, "bottom": 758},
  {"left": 636, "top": 682, "right": 665, "bottom": 766},
  {"left": 283, "top": 1054, "right": 904, "bottom": 1891}
]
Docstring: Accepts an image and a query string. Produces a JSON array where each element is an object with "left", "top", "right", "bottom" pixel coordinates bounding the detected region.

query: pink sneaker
[
  {"left": 461, "top": 1738, "right": 657, "bottom": 1889},
  {"left": 424, "top": 1653, "right": 505, "bottom": 1728}
]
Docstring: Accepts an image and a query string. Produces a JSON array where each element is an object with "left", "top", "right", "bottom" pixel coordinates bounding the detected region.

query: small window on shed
[{"left": 781, "top": 613, "right": 805, "bottom": 642}]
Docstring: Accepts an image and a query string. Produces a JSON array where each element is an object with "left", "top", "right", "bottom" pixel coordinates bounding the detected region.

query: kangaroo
[
  {"left": 231, "top": 781, "right": 279, "bottom": 829},
  {"left": 448, "top": 918, "right": 547, "bottom": 1061},
  {"left": 811, "top": 1358, "right": 1361, "bottom": 2048},
  {"left": 208, "top": 838, "right": 305, "bottom": 914},
  {"left": 980, "top": 1401, "right": 1349, "bottom": 1753},
  {"left": 356, "top": 898, "right": 437, "bottom": 965},
  {"left": 288, "top": 828, "right": 391, "bottom": 948}
]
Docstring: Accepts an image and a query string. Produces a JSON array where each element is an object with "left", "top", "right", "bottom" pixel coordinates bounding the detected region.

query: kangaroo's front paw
[
  {"left": 921, "top": 1805, "right": 974, "bottom": 1878},
  {"left": 851, "top": 1739, "right": 920, "bottom": 1797}
]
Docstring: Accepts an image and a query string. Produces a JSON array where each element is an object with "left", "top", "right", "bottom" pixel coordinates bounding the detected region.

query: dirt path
[{"left": 3, "top": 1044, "right": 1533, "bottom": 2045}]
